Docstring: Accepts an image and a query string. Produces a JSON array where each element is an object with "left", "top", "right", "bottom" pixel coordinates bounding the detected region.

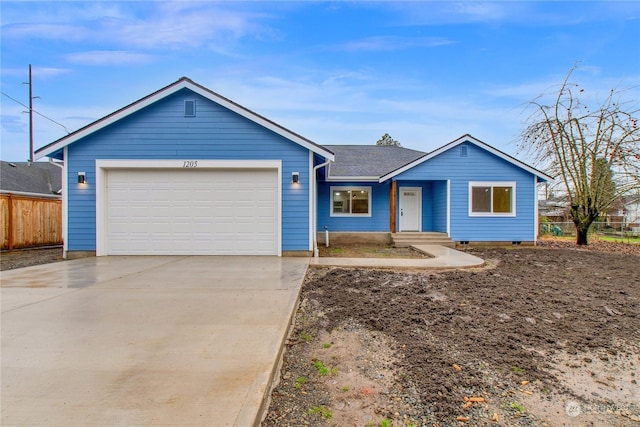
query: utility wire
[{"left": 1, "top": 91, "right": 72, "bottom": 134}]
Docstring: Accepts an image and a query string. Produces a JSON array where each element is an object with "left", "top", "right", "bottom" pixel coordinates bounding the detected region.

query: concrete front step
[{"left": 391, "top": 232, "right": 455, "bottom": 248}]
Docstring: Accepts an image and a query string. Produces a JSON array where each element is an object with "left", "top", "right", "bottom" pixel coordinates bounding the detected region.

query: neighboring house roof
[
  {"left": 324, "top": 145, "right": 426, "bottom": 181},
  {"left": 0, "top": 161, "right": 63, "bottom": 195},
  {"left": 379, "top": 134, "right": 554, "bottom": 183},
  {"left": 34, "top": 77, "right": 335, "bottom": 161}
]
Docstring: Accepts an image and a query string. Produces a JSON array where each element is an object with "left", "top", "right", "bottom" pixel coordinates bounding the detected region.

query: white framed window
[
  {"left": 469, "top": 181, "right": 516, "bottom": 216},
  {"left": 330, "top": 186, "right": 372, "bottom": 217}
]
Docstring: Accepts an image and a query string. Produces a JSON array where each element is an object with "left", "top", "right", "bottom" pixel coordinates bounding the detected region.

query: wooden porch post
[{"left": 390, "top": 181, "right": 397, "bottom": 233}]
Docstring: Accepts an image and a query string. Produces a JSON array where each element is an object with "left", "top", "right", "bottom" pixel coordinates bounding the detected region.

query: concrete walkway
[
  {"left": 310, "top": 244, "right": 484, "bottom": 269},
  {"left": 1, "top": 256, "right": 309, "bottom": 427}
]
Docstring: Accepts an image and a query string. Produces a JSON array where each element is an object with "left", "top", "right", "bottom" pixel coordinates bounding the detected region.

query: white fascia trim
[
  {"left": 62, "top": 147, "right": 69, "bottom": 257},
  {"left": 36, "top": 80, "right": 335, "bottom": 161},
  {"left": 379, "top": 135, "right": 553, "bottom": 183},
  {"left": 325, "top": 176, "right": 380, "bottom": 182},
  {"left": 95, "top": 159, "right": 282, "bottom": 256}
]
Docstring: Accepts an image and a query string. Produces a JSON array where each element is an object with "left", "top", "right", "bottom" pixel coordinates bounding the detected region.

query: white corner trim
[
  {"left": 446, "top": 180, "right": 451, "bottom": 236},
  {"left": 534, "top": 175, "right": 539, "bottom": 244},
  {"left": 308, "top": 151, "right": 313, "bottom": 251},
  {"left": 62, "top": 147, "right": 69, "bottom": 257}
]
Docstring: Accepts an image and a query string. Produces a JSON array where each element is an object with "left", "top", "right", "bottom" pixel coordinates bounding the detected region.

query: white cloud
[
  {"left": 340, "top": 36, "right": 454, "bottom": 52},
  {"left": 65, "top": 51, "right": 154, "bottom": 66}
]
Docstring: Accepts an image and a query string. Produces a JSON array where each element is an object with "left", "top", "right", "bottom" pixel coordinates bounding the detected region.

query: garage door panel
[{"left": 105, "top": 168, "right": 278, "bottom": 255}]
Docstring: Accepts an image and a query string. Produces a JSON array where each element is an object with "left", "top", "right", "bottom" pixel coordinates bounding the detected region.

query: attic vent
[
  {"left": 184, "top": 100, "right": 196, "bottom": 117},
  {"left": 460, "top": 145, "right": 468, "bottom": 157}
]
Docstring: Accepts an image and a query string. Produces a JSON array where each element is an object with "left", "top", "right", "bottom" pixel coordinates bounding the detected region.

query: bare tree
[
  {"left": 519, "top": 66, "right": 640, "bottom": 245},
  {"left": 376, "top": 133, "right": 401, "bottom": 147}
]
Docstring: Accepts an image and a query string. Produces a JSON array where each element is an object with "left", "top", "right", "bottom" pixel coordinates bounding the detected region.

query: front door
[{"left": 399, "top": 187, "right": 421, "bottom": 232}]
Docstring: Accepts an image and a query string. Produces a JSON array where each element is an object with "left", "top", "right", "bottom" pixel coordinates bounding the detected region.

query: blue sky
[{"left": 1, "top": 1, "right": 639, "bottom": 162}]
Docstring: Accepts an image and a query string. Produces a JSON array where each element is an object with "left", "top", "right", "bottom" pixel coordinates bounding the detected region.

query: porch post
[{"left": 390, "top": 180, "right": 397, "bottom": 233}]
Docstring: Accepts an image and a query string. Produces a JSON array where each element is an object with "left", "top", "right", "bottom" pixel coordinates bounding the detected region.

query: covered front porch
[{"left": 389, "top": 179, "right": 450, "bottom": 234}]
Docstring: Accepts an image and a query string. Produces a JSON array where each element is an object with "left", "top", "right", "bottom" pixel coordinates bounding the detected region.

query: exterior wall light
[
  {"left": 78, "top": 171, "right": 86, "bottom": 184},
  {"left": 291, "top": 171, "right": 300, "bottom": 184}
]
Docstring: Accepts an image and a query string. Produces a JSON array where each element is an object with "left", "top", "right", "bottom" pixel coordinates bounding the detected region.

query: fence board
[{"left": 0, "top": 194, "right": 62, "bottom": 249}]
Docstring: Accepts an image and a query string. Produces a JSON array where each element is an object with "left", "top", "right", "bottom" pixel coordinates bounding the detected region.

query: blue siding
[
  {"left": 394, "top": 142, "right": 537, "bottom": 241},
  {"left": 432, "top": 181, "right": 448, "bottom": 233},
  {"left": 317, "top": 181, "right": 390, "bottom": 231},
  {"left": 67, "top": 88, "right": 312, "bottom": 252}
]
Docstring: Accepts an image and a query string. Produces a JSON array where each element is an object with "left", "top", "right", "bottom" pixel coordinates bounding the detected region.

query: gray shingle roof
[
  {"left": 324, "top": 145, "right": 426, "bottom": 179},
  {"left": 0, "top": 161, "right": 62, "bottom": 195}
]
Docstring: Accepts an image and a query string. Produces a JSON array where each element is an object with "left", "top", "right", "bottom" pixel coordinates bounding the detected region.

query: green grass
[
  {"left": 307, "top": 405, "right": 333, "bottom": 419},
  {"left": 341, "top": 385, "right": 350, "bottom": 392},
  {"left": 300, "top": 331, "right": 313, "bottom": 342},
  {"left": 323, "top": 342, "right": 331, "bottom": 348},
  {"left": 331, "top": 248, "right": 344, "bottom": 255},
  {"left": 595, "top": 235, "right": 640, "bottom": 244},
  {"left": 512, "top": 366, "right": 526, "bottom": 374},
  {"left": 313, "top": 359, "right": 329, "bottom": 376},
  {"left": 509, "top": 402, "right": 526, "bottom": 413},
  {"left": 294, "top": 376, "right": 307, "bottom": 389},
  {"left": 379, "top": 418, "right": 393, "bottom": 427}
]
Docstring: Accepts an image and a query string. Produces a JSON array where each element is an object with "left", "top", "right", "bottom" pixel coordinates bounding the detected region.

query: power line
[{"left": 1, "top": 90, "right": 72, "bottom": 134}]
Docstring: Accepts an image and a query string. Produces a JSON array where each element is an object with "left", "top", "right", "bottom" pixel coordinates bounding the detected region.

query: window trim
[
  {"left": 468, "top": 181, "right": 516, "bottom": 217},
  {"left": 330, "top": 186, "right": 372, "bottom": 217}
]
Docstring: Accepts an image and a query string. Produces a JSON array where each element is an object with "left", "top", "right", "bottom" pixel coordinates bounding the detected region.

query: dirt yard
[{"left": 263, "top": 244, "right": 640, "bottom": 426}]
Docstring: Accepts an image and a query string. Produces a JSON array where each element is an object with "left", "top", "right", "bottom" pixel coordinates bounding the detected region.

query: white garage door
[{"left": 105, "top": 168, "right": 278, "bottom": 255}]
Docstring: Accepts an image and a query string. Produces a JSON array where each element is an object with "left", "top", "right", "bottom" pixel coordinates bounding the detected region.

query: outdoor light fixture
[
  {"left": 78, "top": 171, "right": 86, "bottom": 184},
  {"left": 291, "top": 172, "right": 300, "bottom": 184}
]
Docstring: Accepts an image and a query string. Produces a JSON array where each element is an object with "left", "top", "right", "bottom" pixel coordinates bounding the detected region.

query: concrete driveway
[{"left": 1, "top": 256, "right": 309, "bottom": 427}]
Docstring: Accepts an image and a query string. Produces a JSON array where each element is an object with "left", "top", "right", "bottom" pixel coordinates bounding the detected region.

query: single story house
[{"left": 35, "top": 77, "right": 552, "bottom": 258}]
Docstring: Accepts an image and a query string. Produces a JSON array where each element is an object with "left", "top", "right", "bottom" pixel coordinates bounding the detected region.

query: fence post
[{"left": 8, "top": 193, "right": 14, "bottom": 250}]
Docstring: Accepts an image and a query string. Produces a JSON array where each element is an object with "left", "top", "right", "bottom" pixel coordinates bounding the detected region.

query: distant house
[
  {"left": 0, "top": 161, "right": 62, "bottom": 196},
  {"left": 34, "top": 77, "right": 552, "bottom": 258},
  {"left": 1, "top": 161, "right": 63, "bottom": 249}
]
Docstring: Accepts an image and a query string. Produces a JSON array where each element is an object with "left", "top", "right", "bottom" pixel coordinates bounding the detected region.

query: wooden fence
[{"left": 1, "top": 193, "right": 62, "bottom": 250}]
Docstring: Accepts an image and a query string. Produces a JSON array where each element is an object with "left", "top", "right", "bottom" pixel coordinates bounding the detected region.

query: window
[
  {"left": 184, "top": 100, "right": 196, "bottom": 117},
  {"left": 331, "top": 186, "right": 371, "bottom": 216},
  {"left": 469, "top": 182, "right": 515, "bottom": 216}
]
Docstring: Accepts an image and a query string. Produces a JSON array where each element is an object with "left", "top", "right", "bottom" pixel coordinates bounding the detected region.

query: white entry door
[{"left": 399, "top": 187, "right": 422, "bottom": 232}]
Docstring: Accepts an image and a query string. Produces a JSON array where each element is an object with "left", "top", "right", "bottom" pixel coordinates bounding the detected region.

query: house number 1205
[{"left": 183, "top": 161, "right": 198, "bottom": 168}]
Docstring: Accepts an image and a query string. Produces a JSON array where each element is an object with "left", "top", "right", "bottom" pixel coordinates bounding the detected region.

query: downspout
[{"left": 312, "top": 160, "right": 331, "bottom": 257}]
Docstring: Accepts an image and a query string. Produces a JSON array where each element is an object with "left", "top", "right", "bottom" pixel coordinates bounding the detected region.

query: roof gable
[
  {"left": 324, "top": 145, "right": 426, "bottom": 181},
  {"left": 379, "top": 134, "right": 553, "bottom": 183},
  {"left": 35, "top": 77, "right": 334, "bottom": 161}
]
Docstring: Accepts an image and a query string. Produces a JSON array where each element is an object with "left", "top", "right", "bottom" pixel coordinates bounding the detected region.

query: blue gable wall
[
  {"left": 66, "top": 88, "right": 311, "bottom": 252},
  {"left": 394, "top": 142, "right": 537, "bottom": 241}
]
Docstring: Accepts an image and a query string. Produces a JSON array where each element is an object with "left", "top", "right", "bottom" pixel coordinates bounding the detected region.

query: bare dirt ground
[
  {"left": 263, "top": 242, "right": 640, "bottom": 427},
  {"left": 0, "top": 246, "right": 64, "bottom": 271},
  {"left": 319, "top": 244, "right": 430, "bottom": 259}
]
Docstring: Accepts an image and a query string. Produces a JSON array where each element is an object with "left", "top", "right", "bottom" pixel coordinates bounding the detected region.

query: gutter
[
  {"left": 312, "top": 160, "right": 331, "bottom": 257},
  {"left": 0, "top": 190, "right": 61, "bottom": 199}
]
